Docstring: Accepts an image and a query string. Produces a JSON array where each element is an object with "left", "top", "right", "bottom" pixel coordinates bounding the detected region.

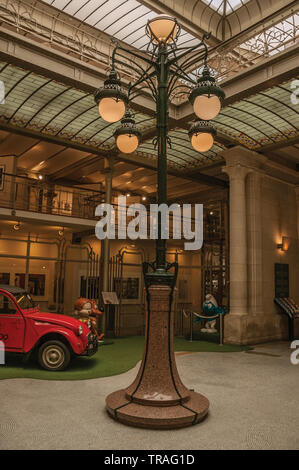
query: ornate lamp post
[{"left": 95, "top": 15, "right": 225, "bottom": 429}]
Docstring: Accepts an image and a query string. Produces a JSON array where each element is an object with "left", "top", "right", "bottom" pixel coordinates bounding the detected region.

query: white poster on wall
[{"left": 102, "top": 292, "right": 119, "bottom": 305}]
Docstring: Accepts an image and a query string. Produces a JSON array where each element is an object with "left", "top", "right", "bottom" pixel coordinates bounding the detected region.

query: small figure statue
[
  {"left": 201, "top": 294, "right": 225, "bottom": 333},
  {"left": 74, "top": 297, "right": 104, "bottom": 341},
  {"left": 90, "top": 299, "right": 104, "bottom": 341}
]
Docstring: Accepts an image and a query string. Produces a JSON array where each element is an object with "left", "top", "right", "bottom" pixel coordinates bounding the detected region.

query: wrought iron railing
[
  {"left": 0, "top": 173, "right": 102, "bottom": 220},
  {"left": 0, "top": 173, "right": 226, "bottom": 241}
]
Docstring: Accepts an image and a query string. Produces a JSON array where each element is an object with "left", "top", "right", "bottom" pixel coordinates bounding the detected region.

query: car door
[{"left": 0, "top": 292, "right": 25, "bottom": 350}]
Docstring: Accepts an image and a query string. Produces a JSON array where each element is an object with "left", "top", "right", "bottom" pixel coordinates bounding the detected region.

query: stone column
[
  {"left": 247, "top": 171, "right": 264, "bottom": 316},
  {"left": 101, "top": 157, "right": 114, "bottom": 335},
  {"left": 223, "top": 164, "right": 251, "bottom": 316},
  {"left": 221, "top": 146, "right": 267, "bottom": 344}
]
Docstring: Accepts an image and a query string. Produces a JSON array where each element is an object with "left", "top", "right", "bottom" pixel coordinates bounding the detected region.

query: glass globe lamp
[
  {"left": 189, "top": 121, "right": 216, "bottom": 153},
  {"left": 146, "top": 15, "right": 180, "bottom": 44},
  {"left": 94, "top": 70, "right": 128, "bottom": 123},
  {"left": 189, "top": 65, "right": 225, "bottom": 121},
  {"left": 114, "top": 112, "right": 141, "bottom": 154}
]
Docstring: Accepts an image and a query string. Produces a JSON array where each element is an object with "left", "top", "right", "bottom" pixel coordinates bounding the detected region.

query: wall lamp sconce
[{"left": 277, "top": 237, "right": 289, "bottom": 252}]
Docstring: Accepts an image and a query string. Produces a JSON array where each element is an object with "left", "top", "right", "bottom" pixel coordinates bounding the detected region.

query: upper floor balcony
[
  {"left": 0, "top": 173, "right": 226, "bottom": 243},
  {"left": 0, "top": 173, "right": 102, "bottom": 227}
]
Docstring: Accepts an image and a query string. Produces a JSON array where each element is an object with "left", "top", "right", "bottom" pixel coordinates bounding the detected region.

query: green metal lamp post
[{"left": 95, "top": 15, "right": 225, "bottom": 429}]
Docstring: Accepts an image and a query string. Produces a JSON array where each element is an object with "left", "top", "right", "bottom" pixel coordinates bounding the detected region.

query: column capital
[
  {"left": 222, "top": 164, "right": 252, "bottom": 180},
  {"left": 221, "top": 145, "right": 267, "bottom": 171}
]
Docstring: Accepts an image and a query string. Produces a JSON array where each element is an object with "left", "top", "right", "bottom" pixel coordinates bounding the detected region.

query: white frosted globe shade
[
  {"left": 149, "top": 16, "right": 178, "bottom": 43},
  {"left": 116, "top": 134, "right": 139, "bottom": 154},
  {"left": 191, "top": 132, "right": 214, "bottom": 152},
  {"left": 98, "top": 97, "right": 126, "bottom": 123},
  {"left": 193, "top": 94, "right": 221, "bottom": 120}
]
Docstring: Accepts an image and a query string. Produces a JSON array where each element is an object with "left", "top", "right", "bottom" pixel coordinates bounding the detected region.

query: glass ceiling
[
  {"left": 213, "top": 81, "right": 299, "bottom": 149},
  {"left": 0, "top": 61, "right": 298, "bottom": 169},
  {"left": 139, "top": 131, "right": 225, "bottom": 168},
  {"left": 0, "top": 61, "right": 155, "bottom": 152},
  {"left": 201, "top": 0, "right": 250, "bottom": 15},
  {"left": 43, "top": 0, "right": 200, "bottom": 50}
]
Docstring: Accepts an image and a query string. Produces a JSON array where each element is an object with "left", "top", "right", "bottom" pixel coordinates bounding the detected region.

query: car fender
[{"left": 24, "top": 325, "right": 85, "bottom": 355}]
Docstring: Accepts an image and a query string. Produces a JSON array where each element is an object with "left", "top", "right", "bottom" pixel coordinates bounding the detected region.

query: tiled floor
[{"left": 0, "top": 341, "right": 298, "bottom": 450}]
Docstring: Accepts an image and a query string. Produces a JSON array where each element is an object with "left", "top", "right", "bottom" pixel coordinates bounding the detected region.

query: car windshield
[{"left": 14, "top": 292, "right": 36, "bottom": 310}]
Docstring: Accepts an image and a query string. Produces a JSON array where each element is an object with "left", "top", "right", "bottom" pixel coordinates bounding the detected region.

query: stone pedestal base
[
  {"left": 106, "top": 284, "right": 209, "bottom": 429},
  {"left": 106, "top": 390, "right": 209, "bottom": 429}
]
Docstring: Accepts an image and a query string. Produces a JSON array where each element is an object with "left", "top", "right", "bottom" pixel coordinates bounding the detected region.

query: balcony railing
[
  {"left": 0, "top": 174, "right": 102, "bottom": 220},
  {"left": 0, "top": 174, "right": 226, "bottom": 241}
]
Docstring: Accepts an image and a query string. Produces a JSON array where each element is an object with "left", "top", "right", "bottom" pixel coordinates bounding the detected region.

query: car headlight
[{"left": 78, "top": 325, "right": 83, "bottom": 336}]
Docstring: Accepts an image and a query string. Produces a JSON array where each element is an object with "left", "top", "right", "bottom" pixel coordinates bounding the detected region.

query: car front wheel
[{"left": 38, "top": 340, "right": 71, "bottom": 371}]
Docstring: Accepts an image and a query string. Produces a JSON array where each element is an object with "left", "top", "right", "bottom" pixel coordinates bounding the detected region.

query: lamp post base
[
  {"left": 106, "top": 389, "right": 209, "bottom": 429},
  {"left": 105, "top": 283, "right": 209, "bottom": 429}
]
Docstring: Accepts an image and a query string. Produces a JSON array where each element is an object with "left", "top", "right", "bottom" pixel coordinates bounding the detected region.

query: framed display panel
[{"left": 113, "top": 276, "right": 141, "bottom": 304}]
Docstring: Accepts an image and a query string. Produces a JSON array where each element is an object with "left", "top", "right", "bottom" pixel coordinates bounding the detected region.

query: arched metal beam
[
  {"left": 212, "top": 118, "right": 261, "bottom": 146},
  {"left": 84, "top": 116, "right": 154, "bottom": 146},
  {"left": 39, "top": 93, "right": 92, "bottom": 132},
  {"left": 227, "top": 104, "right": 288, "bottom": 140},
  {"left": 55, "top": 103, "right": 96, "bottom": 136},
  {"left": 5, "top": 70, "right": 32, "bottom": 99},
  {"left": 258, "top": 91, "right": 299, "bottom": 119},
  {"left": 24, "top": 87, "right": 73, "bottom": 128},
  {"left": 139, "top": 143, "right": 191, "bottom": 167},
  {"left": 241, "top": 98, "right": 297, "bottom": 132},
  {"left": 217, "top": 110, "right": 276, "bottom": 143},
  {"left": 8, "top": 79, "right": 53, "bottom": 123}
]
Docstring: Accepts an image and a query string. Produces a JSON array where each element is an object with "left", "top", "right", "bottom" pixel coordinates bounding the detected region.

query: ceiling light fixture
[
  {"left": 95, "top": 69, "right": 128, "bottom": 123},
  {"left": 114, "top": 111, "right": 141, "bottom": 154},
  {"left": 189, "top": 65, "right": 225, "bottom": 121},
  {"left": 93, "top": 14, "right": 225, "bottom": 429},
  {"left": 146, "top": 15, "right": 180, "bottom": 44},
  {"left": 188, "top": 121, "right": 217, "bottom": 152}
]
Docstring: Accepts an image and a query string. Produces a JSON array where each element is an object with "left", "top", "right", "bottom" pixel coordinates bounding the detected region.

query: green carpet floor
[{"left": 0, "top": 337, "right": 252, "bottom": 381}]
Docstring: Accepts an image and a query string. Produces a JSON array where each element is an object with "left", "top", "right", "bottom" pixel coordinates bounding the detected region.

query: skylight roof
[
  {"left": 43, "top": 0, "right": 200, "bottom": 50},
  {"left": 201, "top": 0, "right": 250, "bottom": 15}
]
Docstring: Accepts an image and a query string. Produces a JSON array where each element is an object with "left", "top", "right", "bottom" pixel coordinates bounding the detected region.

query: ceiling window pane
[
  {"left": 42, "top": 0, "right": 201, "bottom": 51},
  {"left": 201, "top": 0, "right": 250, "bottom": 14}
]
